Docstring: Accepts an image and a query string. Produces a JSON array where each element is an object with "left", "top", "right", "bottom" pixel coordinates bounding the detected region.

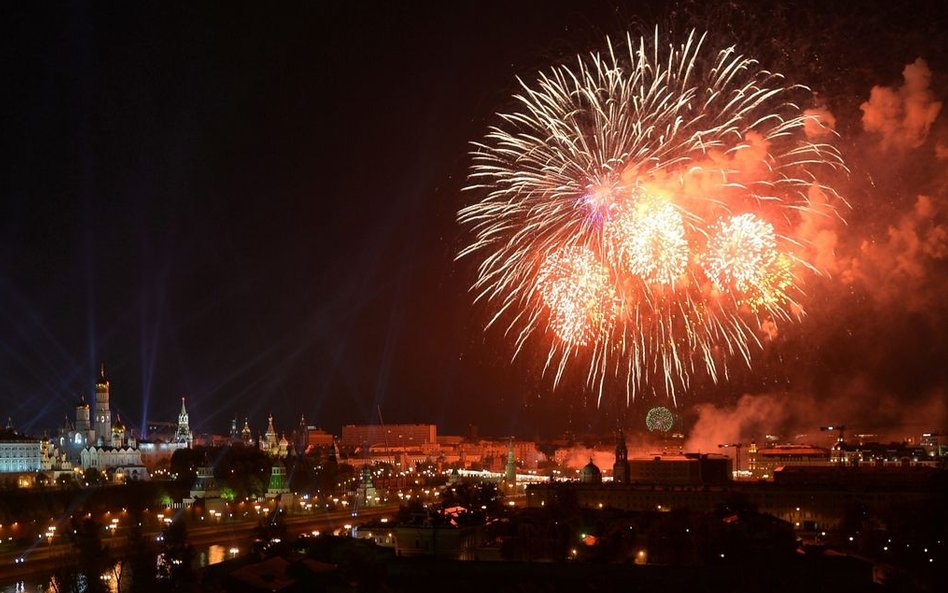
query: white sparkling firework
[
  {"left": 536, "top": 246, "right": 616, "bottom": 346},
  {"left": 704, "top": 213, "right": 777, "bottom": 294},
  {"left": 458, "top": 30, "right": 846, "bottom": 404},
  {"left": 606, "top": 197, "right": 689, "bottom": 285}
]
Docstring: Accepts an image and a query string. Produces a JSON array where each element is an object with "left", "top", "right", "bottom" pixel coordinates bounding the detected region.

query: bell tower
[{"left": 94, "top": 364, "right": 111, "bottom": 445}]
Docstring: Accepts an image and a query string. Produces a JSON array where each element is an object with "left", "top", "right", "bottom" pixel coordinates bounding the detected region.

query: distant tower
[
  {"left": 175, "top": 397, "right": 193, "bottom": 447},
  {"left": 230, "top": 417, "right": 238, "bottom": 440},
  {"left": 262, "top": 413, "right": 278, "bottom": 454},
  {"left": 296, "top": 414, "right": 308, "bottom": 452},
  {"left": 358, "top": 465, "right": 379, "bottom": 507},
  {"left": 94, "top": 364, "right": 111, "bottom": 445},
  {"left": 75, "top": 394, "right": 93, "bottom": 444},
  {"left": 241, "top": 417, "right": 252, "bottom": 445},
  {"left": 327, "top": 437, "right": 338, "bottom": 467},
  {"left": 504, "top": 439, "right": 517, "bottom": 487},
  {"left": 613, "top": 430, "right": 630, "bottom": 484},
  {"left": 266, "top": 461, "right": 290, "bottom": 499}
]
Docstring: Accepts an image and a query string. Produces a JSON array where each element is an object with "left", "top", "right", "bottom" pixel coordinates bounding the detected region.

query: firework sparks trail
[{"left": 458, "top": 30, "right": 846, "bottom": 405}]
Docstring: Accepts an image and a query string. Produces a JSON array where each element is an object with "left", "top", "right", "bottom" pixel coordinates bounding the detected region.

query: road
[{"left": 0, "top": 504, "right": 399, "bottom": 584}]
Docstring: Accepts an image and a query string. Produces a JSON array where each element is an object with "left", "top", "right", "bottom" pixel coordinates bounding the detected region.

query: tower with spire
[
  {"left": 261, "top": 413, "right": 278, "bottom": 455},
  {"left": 175, "top": 397, "right": 193, "bottom": 447},
  {"left": 94, "top": 364, "right": 111, "bottom": 445},
  {"left": 504, "top": 438, "right": 517, "bottom": 490}
]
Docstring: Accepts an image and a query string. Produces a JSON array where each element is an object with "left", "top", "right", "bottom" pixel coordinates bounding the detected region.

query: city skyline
[{"left": 2, "top": 2, "right": 947, "bottom": 441}]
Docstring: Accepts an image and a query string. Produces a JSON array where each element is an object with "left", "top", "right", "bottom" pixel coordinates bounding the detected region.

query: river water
[{"left": 1, "top": 543, "right": 240, "bottom": 592}]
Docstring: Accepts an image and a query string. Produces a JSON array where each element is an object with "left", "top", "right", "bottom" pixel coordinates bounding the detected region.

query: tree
[
  {"left": 255, "top": 504, "right": 288, "bottom": 544},
  {"left": 215, "top": 445, "right": 271, "bottom": 499},
  {"left": 169, "top": 447, "right": 204, "bottom": 485},
  {"left": 83, "top": 467, "right": 104, "bottom": 487},
  {"left": 67, "top": 517, "right": 110, "bottom": 593},
  {"left": 118, "top": 508, "right": 159, "bottom": 593},
  {"left": 56, "top": 473, "right": 77, "bottom": 489},
  {"left": 158, "top": 520, "right": 196, "bottom": 590}
]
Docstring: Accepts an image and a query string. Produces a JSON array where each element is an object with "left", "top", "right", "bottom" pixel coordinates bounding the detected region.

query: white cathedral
[{"left": 58, "top": 364, "right": 193, "bottom": 481}]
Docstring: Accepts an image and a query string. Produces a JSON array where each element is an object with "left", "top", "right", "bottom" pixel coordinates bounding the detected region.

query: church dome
[
  {"left": 580, "top": 459, "right": 602, "bottom": 484},
  {"left": 113, "top": 416, "right": 125, "bottom": 433}
]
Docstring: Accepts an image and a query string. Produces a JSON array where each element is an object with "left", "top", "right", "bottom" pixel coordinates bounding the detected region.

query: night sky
[{"left": 2, "top": 2, "right": 947, "bottom": 441}]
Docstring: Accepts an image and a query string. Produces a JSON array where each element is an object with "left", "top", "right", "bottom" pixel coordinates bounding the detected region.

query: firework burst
[
  {"left": 646, "top": 406, "right": 676, "bottom": 433},
  {"left": 458, "top": 29, "right": 846, "bottom": 404}
]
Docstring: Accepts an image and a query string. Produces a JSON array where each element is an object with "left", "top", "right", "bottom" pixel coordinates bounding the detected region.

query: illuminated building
[
  {"left": 629, "top": 453, "right": 731, "bottom": 485},
  {"left": 0, "top": 433, "right": 42, "bottom": 473},
  {"left": 504, "top": 439, "right": 517, "bottom": 487},
  {"left": 137, "top": 439, "right": 187, "bottom": 470},
  {"left": 920, "top": 432, "right": 944, "bottom": 457},
  {"left": 259, "top": 414, "right": 290, "bottom": 458},
  {"left": 302, "top": 426, "right": 334, "bottom": 451},
  {"left": 266, "top": 462, "right": 292, "bottom": 504},
  {"left": 74, "top": 394, "right": 93, "bottom": 446},
  {"left": 110, "top": 414, "right": 136, "bottom": 448},
  {"left": 835, "top": 441, "right": 931, "bottom": 466},
  {"left": 74, "top": 366, "right": 152, "bottom": 478},
  {"left": 174, "top": 397, "right": 193, "bottom": 446},
  {"left": 579, "top": 459, "right": 602, "bottom": 484},
  {"left": 527, "top": 464, "right": 941, "bottom": 535},
  {"left": 93, "top": 364, "right": 112, "bottom": 445},
  {"left": 357, "top": 465, "right": 379, "bottom": 507},
  {"left": 341, "top": 424, "right": 437, "bottom": 449},
  {"left": 184, "top": 463, "right": 224, "bottom": 515}
]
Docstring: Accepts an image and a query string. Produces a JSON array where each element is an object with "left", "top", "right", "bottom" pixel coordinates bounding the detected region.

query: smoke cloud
[
  {"left": 860, "top": 58, "right": 942, "bottom": 150},
  {"left": 686, "top": 387, "right": 948, "bottom": 454},
  {"left": 682, "top": 57, "right": 948, "bottom": 445},
  {"left": 558, "top": 446, "right": 615, "bottom": 472}
]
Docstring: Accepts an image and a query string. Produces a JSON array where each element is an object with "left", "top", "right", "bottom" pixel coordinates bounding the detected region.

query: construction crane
[
  {"left": 717, "top": 443, "right": 745, "bottom": 478},
  {"left": 820, "top": 425, "right": 847, "bottom": 465}
]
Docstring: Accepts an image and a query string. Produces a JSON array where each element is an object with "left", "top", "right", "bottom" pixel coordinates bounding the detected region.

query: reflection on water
[
  {"left": 203, "top": 544, "right": 225, "bottom": 566},
  {"left": 5, "top": 562, "right": 122, "bottom": 593},
  {"left": 2, "top": 543, "right": 237, "bottom": 593}
]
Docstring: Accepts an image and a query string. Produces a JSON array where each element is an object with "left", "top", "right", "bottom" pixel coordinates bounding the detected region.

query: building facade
[
  {"left": 0, "top": 437, "right": 42, "bottom": 473},
  {"left": 341, "top": 424, "right": 437, "bottom": 449}
]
